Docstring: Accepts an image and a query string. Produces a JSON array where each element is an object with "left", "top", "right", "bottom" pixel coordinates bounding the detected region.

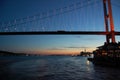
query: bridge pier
[{"left": 103, "top": 0, "right": 116, "bottom": 43}]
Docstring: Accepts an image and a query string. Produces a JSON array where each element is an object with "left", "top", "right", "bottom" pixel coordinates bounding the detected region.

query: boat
[{"left": 88, "top": 42, "right": 120, "bottom": 67}]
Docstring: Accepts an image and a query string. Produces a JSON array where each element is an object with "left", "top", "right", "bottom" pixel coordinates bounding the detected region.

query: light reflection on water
[
  {"left": 86, "top": 60, "right": 90, "bottom": 65},
  {"left": 0, "top": 56, "right": 120, "bottom": 80}
]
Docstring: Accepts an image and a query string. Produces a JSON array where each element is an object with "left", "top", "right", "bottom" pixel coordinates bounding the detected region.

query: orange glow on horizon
[{"left": 26, "top": 48, "right": 95, "bottom": 55}]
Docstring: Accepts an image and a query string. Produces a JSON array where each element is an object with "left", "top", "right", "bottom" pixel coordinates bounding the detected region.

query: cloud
[
  {"left": 65, "top": 46, "right": 90, "bottom": 49},
  {"left": 75, "top": 36, "right": 97, "bottom": 41},
  {"left": 45, "top": 46, "right": 93, "bottom": 51},
  {"left": 47, "top": 48, "right": 67, "bottom": 50},
  {"left": 75, "top": 36, "right": 82, "bottom": 38}
]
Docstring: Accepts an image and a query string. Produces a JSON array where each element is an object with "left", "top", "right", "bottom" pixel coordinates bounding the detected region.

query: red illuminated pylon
[{"left": 103, "top": 0, "right": 116, "bottom": 43}]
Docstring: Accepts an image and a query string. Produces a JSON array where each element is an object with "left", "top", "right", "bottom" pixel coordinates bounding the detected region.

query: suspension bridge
[{"left": 0, "top": 0, "right": 120, "bottom": 43}]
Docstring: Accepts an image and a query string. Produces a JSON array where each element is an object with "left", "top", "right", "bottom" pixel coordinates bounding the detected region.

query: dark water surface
[{"left": 0, "top": 56, "right": 120, "bottom": 80}]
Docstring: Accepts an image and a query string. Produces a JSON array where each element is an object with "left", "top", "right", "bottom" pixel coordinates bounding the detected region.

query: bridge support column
[
  {"left": 108, "top": 0, "right": 116, "bottom": 43},
  {"left": 103, "top": 0, "right": 110, "bottom": 43},
  {"left": 103, "top": 0, "right": 116, "bottom": 43}
]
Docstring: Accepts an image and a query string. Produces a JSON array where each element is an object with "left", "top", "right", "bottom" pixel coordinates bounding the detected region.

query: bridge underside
[{"left": 0, "top": 31, "right": 120, "bottom": 35}]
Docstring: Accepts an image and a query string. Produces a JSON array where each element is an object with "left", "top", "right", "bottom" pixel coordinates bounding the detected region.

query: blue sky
[{"left": 0, "top": 0, "right": 120, "bottom": 55}]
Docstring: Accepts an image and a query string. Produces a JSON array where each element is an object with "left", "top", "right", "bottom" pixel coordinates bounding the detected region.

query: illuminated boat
[{"left": 88, "top": 42, "right": 120, "bottom": 67}]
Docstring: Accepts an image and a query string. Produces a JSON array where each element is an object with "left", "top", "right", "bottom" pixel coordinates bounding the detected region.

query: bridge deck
[{"left": 0, "top": 31, "right": 120, "bottom": 35}]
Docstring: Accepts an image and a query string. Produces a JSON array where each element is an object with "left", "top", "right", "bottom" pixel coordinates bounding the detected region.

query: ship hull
[{"left": 88, "top": 57, "right": 120, "bottom": 67}]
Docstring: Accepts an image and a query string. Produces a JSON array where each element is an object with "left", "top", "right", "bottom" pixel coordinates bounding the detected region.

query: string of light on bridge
[
  {"left": 0, "top": 0, "right": 120, "bottom": 33},
  {"left": 0, "top": 0, "right": 102, "bottom": 32}
]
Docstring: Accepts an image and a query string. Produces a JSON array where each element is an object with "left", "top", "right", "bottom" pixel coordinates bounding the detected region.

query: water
[{"left": 0, "top": 56, "right": 120, "bottom": 80}]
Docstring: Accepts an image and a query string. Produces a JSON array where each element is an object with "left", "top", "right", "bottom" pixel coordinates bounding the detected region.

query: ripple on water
[{"left": 1, "top": 56, "right": 120, "bottom": 80}]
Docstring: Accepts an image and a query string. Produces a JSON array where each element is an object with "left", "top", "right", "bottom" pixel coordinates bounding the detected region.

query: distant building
[{"left": 80, "top": 51, "right": 92, "bottom": 57}]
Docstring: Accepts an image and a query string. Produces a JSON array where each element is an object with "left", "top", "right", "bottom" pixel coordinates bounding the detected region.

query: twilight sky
[{"left": 0, "top": 0, "right": 120, "bottom": 55}]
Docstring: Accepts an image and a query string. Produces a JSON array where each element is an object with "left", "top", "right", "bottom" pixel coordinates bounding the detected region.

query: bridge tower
[{"left": 103, "top": 0, "right": 116, "bottom": 43}]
